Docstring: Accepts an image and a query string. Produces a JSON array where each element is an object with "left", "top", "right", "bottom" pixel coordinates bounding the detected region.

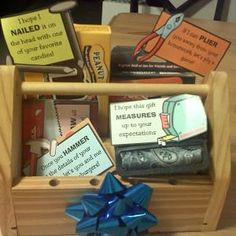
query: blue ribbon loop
[{"left": 65, "top": 173, "right": 158, "bottom": 235}]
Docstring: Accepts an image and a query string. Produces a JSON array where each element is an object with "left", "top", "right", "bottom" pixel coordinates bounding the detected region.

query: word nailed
[{"left": 11, "top": 25, "right": 40, "bottom": 36}]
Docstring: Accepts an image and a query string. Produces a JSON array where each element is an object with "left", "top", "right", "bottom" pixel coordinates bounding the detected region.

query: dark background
[{"left": 0, "top": 0, "right": 102, "bottom": 23}]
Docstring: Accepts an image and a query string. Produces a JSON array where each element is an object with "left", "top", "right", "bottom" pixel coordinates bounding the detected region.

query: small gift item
[
  {"left": 115, "top": 135, "right": 209, "bottom": 177},
  {"left": 65, "top": 172, "right": 158, "bottom": 235}
]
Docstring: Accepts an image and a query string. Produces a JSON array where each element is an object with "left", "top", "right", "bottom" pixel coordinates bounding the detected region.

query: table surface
[{"left": 109, "top": 13, "right": 236, "bottom": 236}]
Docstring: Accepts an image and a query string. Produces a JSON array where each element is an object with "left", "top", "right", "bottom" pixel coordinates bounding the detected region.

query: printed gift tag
[
  {"left": 110, "top": 94, "right": 207, "bottom": 146},
  {"left": 134, "top": 12, "right": 231, "bottom": 76},
  {"left": 26, "top": 119, "right": 113, "bottom": 176},
  {"left": 1, "top": 8, "right": 74, "bottom": 65}
]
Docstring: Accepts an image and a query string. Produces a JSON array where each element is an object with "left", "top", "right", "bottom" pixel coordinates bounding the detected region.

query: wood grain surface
[
  {"left": 0, "top": 13, "right": 236, "bottom": 236},
  {"left": 0, "top": 66, "right": 21, "bottom": 236}
]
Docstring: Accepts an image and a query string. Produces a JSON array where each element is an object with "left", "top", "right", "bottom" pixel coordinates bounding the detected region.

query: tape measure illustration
[{"left": 158, "top": 94, "right": 207, "bottom": 145}]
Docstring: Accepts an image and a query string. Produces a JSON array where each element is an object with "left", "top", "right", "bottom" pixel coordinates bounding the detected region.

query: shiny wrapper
[{"left": 115, "top": 136, "right": 209, "bottom": 176}]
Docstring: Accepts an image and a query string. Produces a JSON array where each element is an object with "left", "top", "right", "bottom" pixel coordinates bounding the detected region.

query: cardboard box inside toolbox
[
  {"left": 0, "top": 66, "right": 231, "bottom": 236},
  {"left": 23, "top": 23, "right": 111, "bottom": 137}
]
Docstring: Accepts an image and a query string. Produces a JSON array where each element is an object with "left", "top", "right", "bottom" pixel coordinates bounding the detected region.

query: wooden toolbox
[{"left": 0, "top": 66, "right": 231, "bottom": 236}]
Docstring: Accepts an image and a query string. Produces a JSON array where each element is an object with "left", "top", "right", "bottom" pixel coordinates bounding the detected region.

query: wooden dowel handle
[{"left": 21, "top": 82, "right": 209, "bottom": 97}]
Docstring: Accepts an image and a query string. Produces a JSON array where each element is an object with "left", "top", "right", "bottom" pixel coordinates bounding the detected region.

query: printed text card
[
  {"left": 1, "top": 9, "right": 74, "bottom": 65},
  {"left": 110, "top": 95, "right": 207, "bottom": 145},
  {"left": 145, "top": 12, "right": 231, "bottom": 76},
  {"left": 35, "top": 119, "right": 113, "bottom": 176}
]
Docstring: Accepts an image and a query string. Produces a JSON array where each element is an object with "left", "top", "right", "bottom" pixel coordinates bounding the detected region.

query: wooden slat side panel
[
  {"left": 0, "top": 66, "right": 21, "bottom": 236},
  {"left": 203, "top": 72, "right": 231, "bottom": 231},
  {"left": 12, "top": 175, "right": 213, "bottom": 190},
  {"left": 13, "top": 184, "right": 212, "bottom": 235}
]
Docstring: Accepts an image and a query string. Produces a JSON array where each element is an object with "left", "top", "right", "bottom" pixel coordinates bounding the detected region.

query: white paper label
[{"left": 110, "top": 95, "right": 207, "bottom": 145}]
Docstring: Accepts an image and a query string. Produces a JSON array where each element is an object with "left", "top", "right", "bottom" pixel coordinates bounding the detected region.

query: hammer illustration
[{"left": 26, "top": 139, "right": 57, "bottom": 176}]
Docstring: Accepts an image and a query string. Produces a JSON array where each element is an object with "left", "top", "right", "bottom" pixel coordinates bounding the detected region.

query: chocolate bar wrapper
[{"left": 115, "top": 135, "right": 209, "bottom": 176}]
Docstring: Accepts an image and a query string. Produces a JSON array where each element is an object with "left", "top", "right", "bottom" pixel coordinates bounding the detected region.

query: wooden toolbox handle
[{"left": 21, "top": 81, "right": 209, "bottom": 97}]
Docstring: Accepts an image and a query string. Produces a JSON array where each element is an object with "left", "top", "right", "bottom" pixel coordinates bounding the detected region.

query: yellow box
[
  {"left": 75, "top": 24, "right": 111, "bottom": 84},
  {"left": 75, "top": 24, "right": 112, "bottom": 136}
]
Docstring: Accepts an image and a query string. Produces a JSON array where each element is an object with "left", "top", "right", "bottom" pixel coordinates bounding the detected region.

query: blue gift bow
[{"left": 65, "top": 172, "right": 158, "bottom": 236}]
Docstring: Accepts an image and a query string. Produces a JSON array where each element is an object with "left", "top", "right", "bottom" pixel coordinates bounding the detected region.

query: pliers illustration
[{"left": 133, "top": 13, "right": 184, "bottom": 63}]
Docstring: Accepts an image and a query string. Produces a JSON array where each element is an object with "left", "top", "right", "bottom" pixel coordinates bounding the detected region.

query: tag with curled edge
[{"left": 25, "top": 119, "right": 113, "bottom": 176}]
